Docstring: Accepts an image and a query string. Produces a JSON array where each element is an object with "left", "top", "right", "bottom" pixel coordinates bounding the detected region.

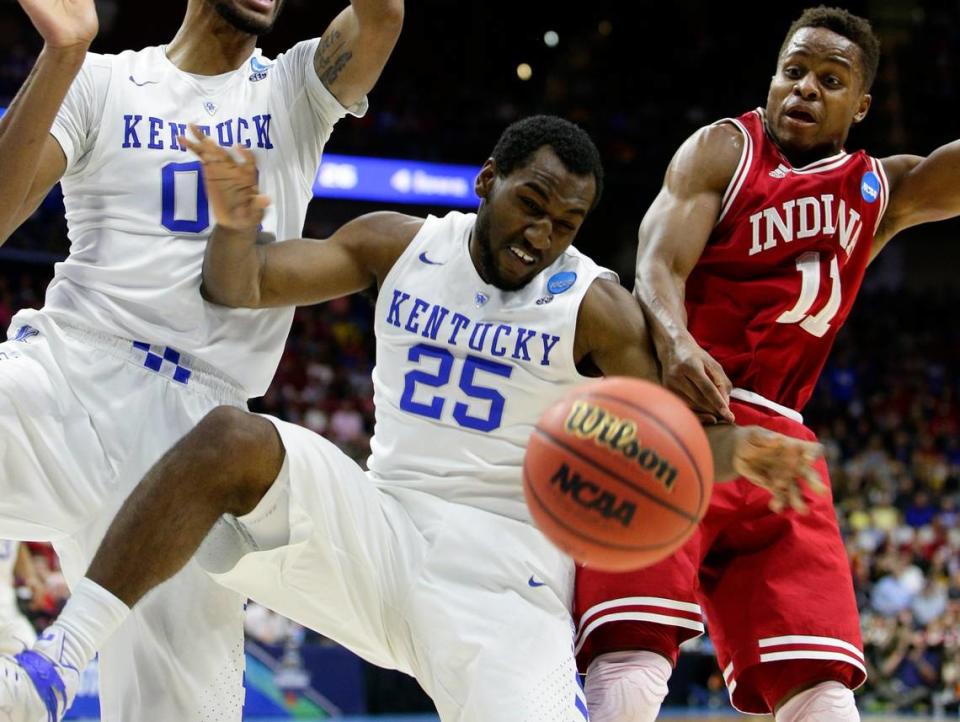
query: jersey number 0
[{"left": 161, "top": 161, "right": 210, "bottom": 233}]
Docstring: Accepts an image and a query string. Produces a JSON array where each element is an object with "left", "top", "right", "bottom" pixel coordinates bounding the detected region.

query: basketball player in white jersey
[
  {"left": 0, "top": 0, "right": 402, "bottom": 719},
  {"left": 3, "top": 116, "right": 824, "bottom": 722},
  {"left": 0, "top": 543, "right": 42, "bottom": 656}
]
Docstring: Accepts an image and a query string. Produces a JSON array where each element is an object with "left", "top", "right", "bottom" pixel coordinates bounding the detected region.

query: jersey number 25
[{"left": 399, "top": 343, "right": 513, "bottom": 433}]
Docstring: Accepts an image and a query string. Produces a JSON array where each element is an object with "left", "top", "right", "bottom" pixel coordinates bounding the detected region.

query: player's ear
[
  {"left": 475, "top": 159, "right": 496, "bottom": 200},
  {"left": 853, "top": 93, "right": 871, "bottom": 125}
]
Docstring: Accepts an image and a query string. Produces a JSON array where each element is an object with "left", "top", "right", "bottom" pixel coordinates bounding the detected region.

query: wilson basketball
[{"left": 523, "top": 377, "right": 713, "bottom": 571}]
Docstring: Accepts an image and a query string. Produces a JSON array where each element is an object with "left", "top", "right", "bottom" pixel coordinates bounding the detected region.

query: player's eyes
[{"left": 521, "top": 197, "right": 544, "bottom": 214}]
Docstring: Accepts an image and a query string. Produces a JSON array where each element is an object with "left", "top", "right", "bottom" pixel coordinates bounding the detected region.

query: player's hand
[
  {"left": 659, "top": 336, "right": 734, "bottom": 424},
  {"left": 732, "top": 426, "right": 826, "bottom": 514},
  {"left": 181, "top": 125, "right": 271, "bottom": 232},
  {"left": 18, "top": 0, "right": 98, "bottom": 51},
  {"left": 25, "top": 577, "right": 47, "bottom": 611}
]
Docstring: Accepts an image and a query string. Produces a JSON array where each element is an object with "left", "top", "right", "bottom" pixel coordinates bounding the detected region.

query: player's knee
[
  {"left": 585, "top": 650, "right": 672, "bottom": 722},
  {"left": 195, "top": 406, "right": 283, "bottom": 514},
  {"left": 775, "top": 681, "right": 858, "bottom": 722}
]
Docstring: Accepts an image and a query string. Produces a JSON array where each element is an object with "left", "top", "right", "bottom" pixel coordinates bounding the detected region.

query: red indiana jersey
[{"left": 684, "top": 108, "right": 889, "bottom": 412}]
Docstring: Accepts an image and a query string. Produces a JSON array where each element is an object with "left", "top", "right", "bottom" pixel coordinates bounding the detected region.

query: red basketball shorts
[{"left": 573, "top": 398, "right": 865, "bottom": 713}]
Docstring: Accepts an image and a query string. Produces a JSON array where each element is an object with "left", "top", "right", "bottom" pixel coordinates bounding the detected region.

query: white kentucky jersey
[
  {"left": 0, "top": 541, "right": 19, "bottom": 619},
  {"left": 43, "top": 40, "right": 365, "bottom": 396},
  {"left": 368, "top": 211, "right": 617, "bottom": 522}
]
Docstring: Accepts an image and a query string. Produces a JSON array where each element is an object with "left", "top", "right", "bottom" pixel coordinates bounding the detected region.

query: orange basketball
[{"left": 523, "top": 377, "right": 713, "bottom": 572}]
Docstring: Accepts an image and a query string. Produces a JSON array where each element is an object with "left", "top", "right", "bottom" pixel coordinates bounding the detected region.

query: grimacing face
[
  {"left": 471, "top": 146, "right": 597, "bottom": 291},
  {"left": 764, "top": 26, "right": 872, "bottom": 161},
  {"left": 207, "top": 0, "right": 287, "bottom": 35}
]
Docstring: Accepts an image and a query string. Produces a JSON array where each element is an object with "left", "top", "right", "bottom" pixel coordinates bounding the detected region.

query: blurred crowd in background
[{"left": 0, "top": 0, "right": 958, "bottom": 715}]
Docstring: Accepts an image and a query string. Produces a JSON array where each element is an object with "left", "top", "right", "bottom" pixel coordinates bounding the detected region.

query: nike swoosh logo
[
  {"left": 418, "top": 252, "right": 444, "bottom": 265},
  {"left": 129, "top": 75, "right": 159, "bottom": 86},
  {"left": 528, "top": 575, "right": 547, "bottom": 588}
]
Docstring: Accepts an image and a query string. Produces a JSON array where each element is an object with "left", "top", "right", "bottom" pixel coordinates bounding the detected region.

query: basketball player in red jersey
[{"left": 576, "top": 7, "right": 960, "bottom": 722}]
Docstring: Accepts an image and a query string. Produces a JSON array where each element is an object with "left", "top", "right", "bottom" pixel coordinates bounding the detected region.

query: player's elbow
[
  {"left": 200, "top": 279, "right": 262, "bottom": 309},
  {"left": 355, "top": 0, "right": 404, "bottom": 39},
  {"left": 371, "top": 0, "right": 405, "bottom": 30}
]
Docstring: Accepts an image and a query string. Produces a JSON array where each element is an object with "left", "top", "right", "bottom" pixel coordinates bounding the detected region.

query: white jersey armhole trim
[
  {"left": 374, "top": 214, "right": 440, "bottom": 308},
  {"left": 871, "top": 156, "right": 891, "bottom": 234},
  {"left": 716, "top": 118, "right": 753, "bottom": 226},
  {"left": 556, "top": 248, "right": 619, "bottom": 382}
]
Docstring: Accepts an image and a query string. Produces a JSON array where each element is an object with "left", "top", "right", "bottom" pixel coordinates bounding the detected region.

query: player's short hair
[
  {"left": 491, "top": 115, "right": 604, "bottom": 210},
  {"left": 781, "top": 6, "right": 880, "bottom": 90}
]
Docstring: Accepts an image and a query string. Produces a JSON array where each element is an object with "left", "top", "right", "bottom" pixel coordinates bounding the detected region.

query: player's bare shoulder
[
  {"left": 667, "top": 122, "right": 745, "bottom": 194},
  {"left": 343, "top": 211, "right": 425, "bottom": 280},
  {"left": 575, "top": 277, "right": 647, "bottom": 359}
]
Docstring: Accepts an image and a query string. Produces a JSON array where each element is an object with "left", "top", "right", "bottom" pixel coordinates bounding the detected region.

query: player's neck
[
  {"left": 166, "top": 5, "right": 257, "bottom": 75},
  {"left": 764, "top": 122, "right": 845, "bottom": 169}
]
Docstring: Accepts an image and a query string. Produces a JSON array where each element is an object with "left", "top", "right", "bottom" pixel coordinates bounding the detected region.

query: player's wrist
[
  {"left": 213, "top": 223, "right": 259, "bottom": 239},
  {"left": 40, "top": 43, "right": 91, "bottom": 64}
]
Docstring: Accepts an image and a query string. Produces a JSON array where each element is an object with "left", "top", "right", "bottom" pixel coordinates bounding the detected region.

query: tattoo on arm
[
  {"left": 319, "top": 51, "right": 353, "bottom": 86},
  {"left": 315, "top": 29, "right": 353, "bottom": 87}
]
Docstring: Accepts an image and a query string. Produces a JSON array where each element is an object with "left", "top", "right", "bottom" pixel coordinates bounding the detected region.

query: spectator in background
[
  {"left": 877, "top": 624, "right": 941, "bottom": 712},
  {"left": 912, "top": 579, "right": 948, "bottom": 627},
  {"left": 0, "top": 541, "right": 45, "bottom": 655}
]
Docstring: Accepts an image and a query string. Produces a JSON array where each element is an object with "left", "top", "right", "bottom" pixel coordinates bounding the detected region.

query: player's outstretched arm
[
  {"left": 873, "top": 143, "right": 960, "bottom": 259},
  {"left": 182, "top": 127, "right": 418, "bottom": 309},
  {"left": 313, "top": 0, "right": 404, "bottom": 109},
  {"left": 0, "top": 0, "right": 97, "bottom": 243},
  {"left": 634, "top": 124, "right": 743, "bottom": 424},
  {"left": 577, "top": 278, "right": 824, "bottom": 512}
]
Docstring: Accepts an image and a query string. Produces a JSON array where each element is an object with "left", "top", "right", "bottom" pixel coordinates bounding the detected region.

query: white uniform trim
[
  {"left": 759, "top": 634, "right": 864, "bottom": 660},
  {"left": 871, "top": 156, "right": 891, "bottom": 234},
  {"left": 790, "top": 153, "right": 852, "bottom": 175},
  {"left": 574, "top": 612, "right": 705, "bottom": 656},
  {"left": 717, "top": 118, "right": 754, "bottom": 225},
  {"left": 577, "top": 595, "right": 703, "bottom": 626},
  {"left": 730, "top": 387, "right": 803, "bottom": 423},
  {"left": 759, "top": 650, "right": 867, "bottom": 676},
  {"left": 722, "top": 662, "right": 738, "bottom": 695}
]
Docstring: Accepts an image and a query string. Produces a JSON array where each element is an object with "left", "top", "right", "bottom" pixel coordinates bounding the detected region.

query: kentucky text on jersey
[
  {"left": 386, "top": 288, "right": 562, "bottom": 366},
  {"left": 748, "top": 194, "right": 862, "bottom": 257},
  {"left": 121, "top": 114, "right": 274, "bottom": 150}
]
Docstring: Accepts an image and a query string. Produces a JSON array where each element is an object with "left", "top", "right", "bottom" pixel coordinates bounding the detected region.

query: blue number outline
[
  {"left": 399, "top": 344, "right": 454, "bottom": 419},
  {"left": 399, "top": 343, "right": 513, "bottom": 432},
  {"left": 453, "top": 356, "right": 513, "bottom": 431},
  {"left": 161, "top": 161, "right": 209, "bottom": 233}
]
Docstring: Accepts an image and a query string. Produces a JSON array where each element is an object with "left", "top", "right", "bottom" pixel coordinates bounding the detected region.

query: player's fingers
[
  {"left": 802, "top": 441, "right": 825, "bottom": 462},
  {"left": 786, "top": 481, "right": 808, "bottom": 515},
  {"left": 253, "top": 194, "right": 272, "bottom": 210},
  {"left": 685, "top": 367, "right": 732, "bottom": 422},
  {"left": 237, "top": 146, "right": 257, "bottom": 165},
  {"left": 703, "top": 355, "right": 734, "bottom": 395},
  {"left": 802, "top": 466, "right": 827, "bottom": 496},
  {"left": 666, "top": 375, "right": 713, "bottom": 417}
]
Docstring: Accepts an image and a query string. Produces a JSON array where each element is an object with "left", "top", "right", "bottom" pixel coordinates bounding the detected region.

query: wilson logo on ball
[
  {"left": 549, "top": 463, "right": 637, "bottom": 527},
  {"left": 565, "top": 400, "right": 679, "bottom": 491}
]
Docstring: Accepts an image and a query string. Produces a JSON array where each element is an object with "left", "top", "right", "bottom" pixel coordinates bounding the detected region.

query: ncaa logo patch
[
  {"left": 547, "top": 271, "right": 577, "bottom": 295},
  {"left": 475, "top": 291, "right": 489, "bottom": 307},
  {"left": 249, "top": 56, "right": 272, "bottom": 82},
  {"left": 861, "top": 171, "right": 880, "bottom": 203}
]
